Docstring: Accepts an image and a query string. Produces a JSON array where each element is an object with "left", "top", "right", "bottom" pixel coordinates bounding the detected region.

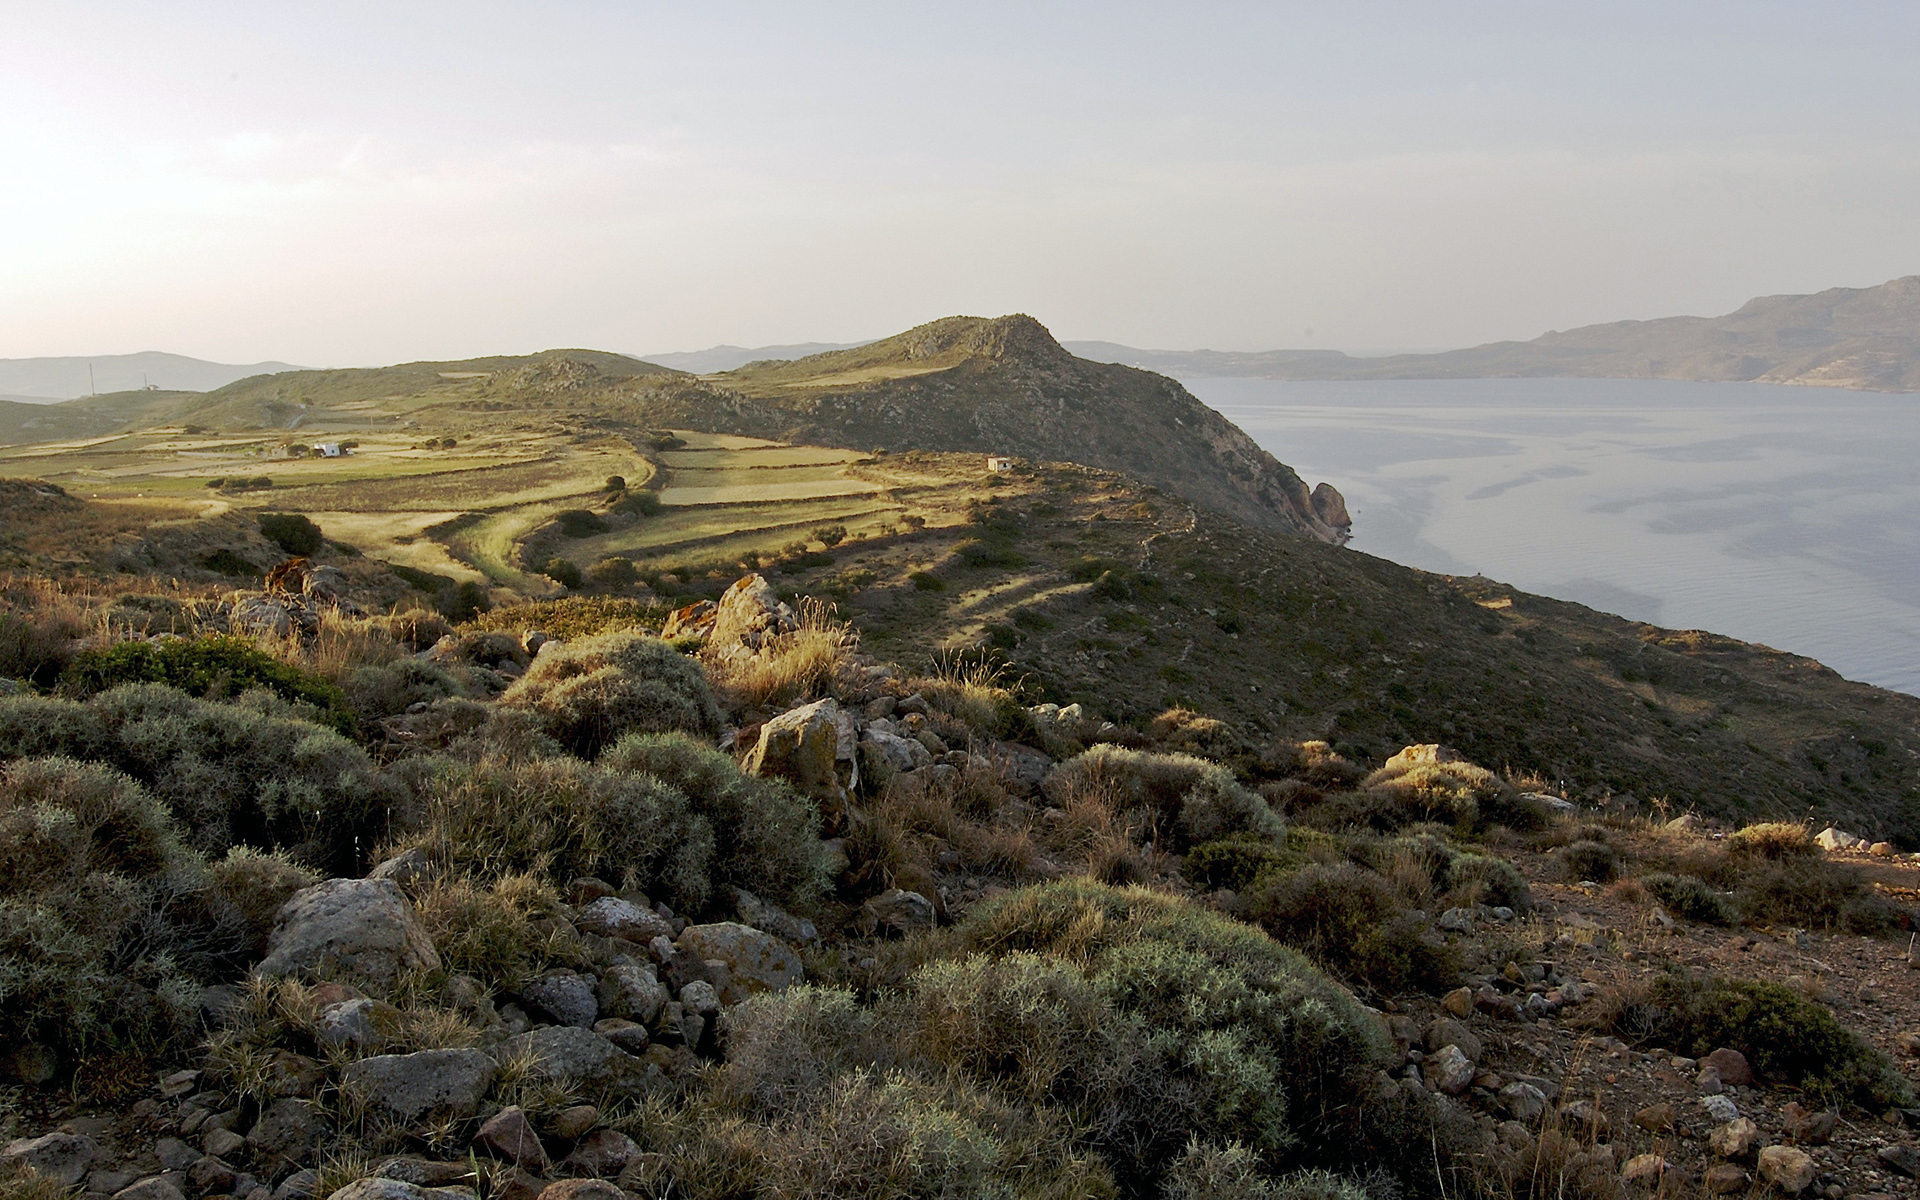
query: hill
[
  {"left": 0, "top": 351, "right": 302, "bottom": 399},
  {"left": 1078, "top": 275, "right": 1920, "bottom": 392},
  {"left": 637, "top": 341, "right": 872, "bottom": 373}
]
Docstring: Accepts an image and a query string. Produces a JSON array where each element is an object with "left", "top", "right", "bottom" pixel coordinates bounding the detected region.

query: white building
[
  {"left": 986, "top": 455, "right": 1013, "bottom": 472},
  {"left": 312, "top": 443, "right": 344, "bottom": 458}
]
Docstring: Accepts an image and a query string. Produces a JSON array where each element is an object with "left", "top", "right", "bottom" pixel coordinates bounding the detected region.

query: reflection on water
[{"left": 1181, "top": 376, "right": 1920, "bottom": 696}]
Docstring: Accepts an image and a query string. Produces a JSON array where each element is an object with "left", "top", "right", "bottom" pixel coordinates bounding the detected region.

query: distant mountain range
[
  {"left": 1071, "top": 275, "right": 1920, "bottom": 392},
  {"left": 0, "top": 352, "right": 303, "bottom": 401}
]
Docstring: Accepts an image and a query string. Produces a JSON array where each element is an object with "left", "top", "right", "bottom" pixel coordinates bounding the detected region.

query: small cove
[{"left": 1181, "top": 376, "right": 1920, "bottom": 696}]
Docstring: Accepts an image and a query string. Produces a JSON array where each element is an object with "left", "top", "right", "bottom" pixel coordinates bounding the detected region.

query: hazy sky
[{"left": 5, "top": 2, "right": 1919, "bottom": 365}]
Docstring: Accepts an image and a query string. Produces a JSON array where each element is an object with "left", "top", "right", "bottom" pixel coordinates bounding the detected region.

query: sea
[{"left": 1177, "top": 376, "right": 1920, "bottom": 698}]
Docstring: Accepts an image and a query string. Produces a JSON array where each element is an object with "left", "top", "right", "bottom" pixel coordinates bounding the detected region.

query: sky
[{"left": 4, "top": 1, "right": 1919, "bottom": 366}]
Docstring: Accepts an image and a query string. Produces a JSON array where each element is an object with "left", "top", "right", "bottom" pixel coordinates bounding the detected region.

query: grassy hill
[{"left": 1081, "top": 274, "right": 1920, "bottom": 392}]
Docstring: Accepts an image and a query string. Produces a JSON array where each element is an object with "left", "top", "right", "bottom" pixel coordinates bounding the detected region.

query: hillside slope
[
  {"left": 0, "top": 351, "right": 302, "bottom": 399},
  {"left": 1080, "top": 275, "right": 1920, "bottom": 392}
]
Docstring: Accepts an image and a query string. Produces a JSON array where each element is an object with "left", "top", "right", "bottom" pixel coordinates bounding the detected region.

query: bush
[
  {"left": 587, "top": 556, "right": 640, "bottom": 591},
  {"left": 59, "top": 636, "right": 353, "bottom": 732},
  {"left": 1183, "top": 836, "right": 1291, "bottom": 893},
  {"left": 472, "top": 597, "right": 664, "bottom": 641},
  {"left": 412, "top": 872, "right": 567, "bottom": 993},
  {"left": 409, "top": 755, "right": 717, "bottom": 910},
  {"left": 1613, "top": 974, "right": 1912, "bottom": 1109},
  {"left": 1559, "top": 839, "right": 1621, "bottom": 883},
  {"left": 610, "top": 490, "right": 663, "bottom": 517},
  {"left": 554, "top": 509, "right": 609, "bottom": 539},
  {"left": 500, "top": 632, "right": 723, "bottom": 757},
  {"left": 907, "top": 571, "right": 944, "bottom": 592},
  {"left": 1163, "top": 1141, "right": 1370, "bottom": 1200},
  {"left": 1640, "top": 873, "right": 1734, "bottom": 925},
  {"left": 257, "top": 513, "right": 323, "bottom": 556},
  {"left": 1042, "top": 745, "right": 1283, "bottom": 852},
  {"left": 0, "top": 759, "right": 208, "bottom": 1054},
  {"left": 1248, "top": 863, "right": 1460, "bottom": 994},
  {"left": 1358, "top": 756, "right": 1546, "bottom": 833},
  {"left": 343, "top": 658, "right": 467, "bottom": 722},
  {"left": 0, "top": 581, "right": 87, "bottom": 687},
  {"left": 0, "top": 684, "right": 387, "bottom": 872},
  {"left": 542, "top": 557, "right": 583, "bottom": 589},
  {"left": 938, "top": 880, "right": 1391, "bottom": 1188},
  {"left": 601, "top": 732, "right": 831, "bottom": 908},
  {"left": 435, "top": 580, "right": 492, "bottom": 623},
  {"left": 1726, "top": 821, "right": 1816, "bottom": 861}
]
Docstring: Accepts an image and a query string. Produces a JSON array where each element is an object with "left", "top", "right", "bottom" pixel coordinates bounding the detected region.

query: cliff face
[{"left": 707, "top": 315, "right": 1351, "bottom": 543}]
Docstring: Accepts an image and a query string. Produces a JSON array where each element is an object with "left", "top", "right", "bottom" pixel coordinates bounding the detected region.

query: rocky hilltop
[{"left": 1079, "top": 274, "right": 1920, "bottom": 393}]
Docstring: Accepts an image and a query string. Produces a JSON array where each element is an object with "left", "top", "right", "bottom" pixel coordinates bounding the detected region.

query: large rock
[
  {"left": 1756, "top": 1146, "right": 1816, "bottom": 1194},
  {"left": 324, "top": 1181, "right": 475, "bottom": 1200},
  {"left": 1381, "top": 744, "right": 1463, "bottom": 773},
  {"left": 575, "top": 897, "right": 672, "bottom": 944},
  {"left": 1708, "top": 1118, "right": 1761, "bottom": 1160},
  {"left": 489, "top": 1027, "right": 648, "bottom": 1095},
  {"left": 860, "top": 889, "right": 935, "bottom": 935},
  {"left": 3, "top": 1133, "right": 100, "bottom": 1187},
  {"left": 862, "top": 727, "right": 932, "bottom": 775},
  {"left": 708, "top": 575, "right": 797, "bottom": 654},
  {"left": 256, "top": 879, "right": 440, "bottom": 989},
  {"left": 1703, "top": 1047, "right": 1753, "bottom": 1087},
  {"left": 743, "top": 698, "right": 858, "bottom": 813},
  {"left": 677, "top": 922, "right": 803, "bottom": 1005},
  {"left": 522, "top": 970, "right": 598, "bottom": 1029},
  {"left": 249, "top": 1099, "right": 328, "bottom": 1172},
  {"left": 473, "top": 1107, "right": 549, "bottom": 1174},
  {"left": 1814, "top": 826, "right": 1867, "bottom": 852},
  {"left": 595, "top": 958, "right": 668, "bottom": 1026},
  {"left": 1423, "top": 1018, "right": 1481, "bottom": 1064},
  {"left": 1500, "top": 1082, "right": 1547, "bottom": 1122},
  {"left": 342, "top": 1049, "right": 495, "bottom": 1121},
  {"left": 1422, "top": 1044, "right": 1474, "bottom": 1095},
  {"left": 316, "top": 998, "right": 405, "bottom": 1051}
]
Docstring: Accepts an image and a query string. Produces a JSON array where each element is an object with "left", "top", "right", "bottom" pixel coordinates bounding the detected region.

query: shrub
[
  {"left": 601, "top": 733, "right": 829, "bottom": 906},
  {"left": 0, "top": 758, "right": 207, "bottom": 1054},
  {"left": 472, "top": 597, "right": 664, "bottom": 641},
  {"left": 1359, "top": 756, "right": 1546, "bottom": 833},
  {"left": 1042, "top": 745, "right": 1283, "bottom": 852},
  {"left": 610, "top": 489, "right": 663, "bottom": 518},
  {"left": 1183, "top": 836, "right": 1291, "bottom": 893},
  {"left": 410, "top": 755, "right": 717, "bottom": 910},
  {"left": 1731, "top": 858, "right": 1899, "bottom": 934},
  {"left": 1726, "top": 821, "right": 1816, "bottom": 861},
  {"left": 59, "top": 636, "right": 354, "bottom": 732},
  {"left": 0, "top": 579, "right": 88, "bottom": 687},
  {"left": 605, "top": 475, "right": 627, "bottom": 493},
  {"left": 908, "top": 571, "right": 944, "bottom": 592},
  {"left": 436, "top": 580, "right": 492, "bottom": 623},
  {"left": 1612, "top": 974, "right": 1912, "bottom": 1109},
  {"left": 1559, "top": 839, "right": 1621, "bottom": 883},
  {"left": 1441, "top": 852, "right": 1532, "bottom": 910},
  {"left": 1248, "top": 863, "right": 1459, "bottom": 995},
  {"left": 542, "top": 557, "right": 583, "bottom": 589},
  {"left": 1640, "top": 873, "right": 1734, "bottom": 925},
  {"left": 587, "top": 556, "right": 640, "bottom": 591},
  {"left": 412, "top": 872, "right": 567, "bottom": 993},
  {"left": 554, "top": 509, "right": 609, "bottom": 539},
  {"left": 940, "top": 880, "right": 1391, "bottom": 1188},
  {"left": 343, "top": 658, "right": 467, "bottom": 722},
  {"left": 197, "top": 847, "right": 318, "bottom": 960},
  {"left": 257, "top": 513, "right": 323, "bottom": 556},
  {"left": 0, "top": 684, "right": 387, "bottom": 872},
  {"left": 499, "top": 632, "right": 723, "bottom": 757},
  {"left": 701, "top": 598, "right": 855, "bottom": 712},
  {"left": 809, "top": 524, "right": 848, "bottom": 548},
  {"left": 1163, "top": 1141, "right": 1370, "bottom": 1200}
]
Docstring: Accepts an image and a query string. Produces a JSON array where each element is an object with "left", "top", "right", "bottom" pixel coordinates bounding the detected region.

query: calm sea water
[{"left": 1179, "top": 376, "right": 1920, "bottom": 697}]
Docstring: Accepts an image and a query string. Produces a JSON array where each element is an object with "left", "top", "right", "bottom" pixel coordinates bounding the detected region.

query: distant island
[{"left": 1068, "top": 273, "right": 1920, "bottom": 392}]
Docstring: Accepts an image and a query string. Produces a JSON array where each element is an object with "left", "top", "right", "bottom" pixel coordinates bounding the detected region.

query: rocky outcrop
[
  {"left": 742, "top": 697, "right": 858, "bottom": 816},
  {"left": 255, "top": 879, "right": 440, "bottom": 989}
]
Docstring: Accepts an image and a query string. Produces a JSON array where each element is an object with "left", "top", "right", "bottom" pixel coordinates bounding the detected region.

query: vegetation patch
[{"left": 58, "top": 635, "right": 353, "bottom": 731}]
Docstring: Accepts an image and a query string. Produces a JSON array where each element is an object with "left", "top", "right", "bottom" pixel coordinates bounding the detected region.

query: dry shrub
[
  {"left": 1637, "top": 873, "right": 1734, "bottom": 925},
  {"left": 0, "top": 575, "right": 90, "bottom": 687},
  {"left": 1358, "top": 756, "right": 1548, "bottom": 833},
  {"left": 471, "top": 597, "right": 664, "bottom": 641},
  {"left": 911, "top": 658, "right": 1025, "bottom": 740},
  {"left": 1725, "top": 820, "right": 1816, "bottom": 861},
  {"left": 1558, "top": 839, "right": 1621, "bottom": 883},
  {"left": 1163, "top": 1141, "right": 1370, "bottom": 1200},
  {"left": 703, "top": 596, "right": 857, "bottom": 712},
  {"left": 260, "top": 611, "right": 407, "bottom": 683},
  {"left": 500, "top": 632, "right": 723, "bottom": 757},
  {"left": 1247, "top": 863, "right": 1460, "bottom": 995},
  {"left": 343, "top": 657, "right": 467, "bottom": 723},
  {"left": 1042, "top": 745, "right": 1281, "bottom": 852},
  {"left": 1670, "top": 823, "right": 1900, "bottom": 933},
  {"left": 1148, "top": 708, "right": 1245, "bottom": 760},
  {"left": 412, "top": 872, "right": 568, "bottom": 993},
  {"left": 1480, "top": 1122, "right": 1626, "bottom": 1200}
]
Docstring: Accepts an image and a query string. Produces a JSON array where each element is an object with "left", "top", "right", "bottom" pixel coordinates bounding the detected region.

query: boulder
[
  {"left": 1632, "top": 1102, "right": 1675, "bottom": 1133},
  {"left": 1620, "top": 1154, "right": 1667, "bottom": 1187},
  {"left": 1756, "top": 1145, "right": 1816, "bottom": 1194},
  {"left": 708, "top": 575, "right": 797, "bottom": 654},
  {"left": 660, "top": 600, "right": 717, "bottom": 641},
  {"left": 1381, "top": 744, "right": 1463, "bottom": 772},
  {"left": 249, "top": 1099, "right": 327, "bottom": 1172},
  {"left": 863, "top": 727, "right": 932, "bottom": 775},
  {"left": 1440, "top": 988, "right": 1474, "bottom": 1019},
  {"left": 1702, "top": 1047, "right": 1752, "bottom": 1087},
  {"left": 114, "top": 1179, "right": 186, "bottom": 1200},
  {"left": 473, "top": 1107, "right": 549, "bottom": 1174},
  {"left": 733, "top": 889, "right": 818, "bottom": 944},
  {"left": 1422, "top": 1044, "right": 1474, "bottom": 1095},
  {"left": 323, "top": 1181, "right": 475, "bottom": 1200},
  {"left": 1701, "top": 1094, "right": 1739, "bottom": 1123},
  {"left": 677, "top": 923, "right": 803, "bottom": 1005},
  {"left": 155, "top": 1137, "right": 201, "bottom": 1170},
  {"left": 1879, "top": 1144, "right": 1920, "bottom": 1179},
  {"left": 1707, "top": 1118, "right": 1761, "bottom": 1160},
  {"left": 1780, "top": 1102, "right": 1836, "bottom": 1145},
  {"left": 575, "top": 897, "right": 672, "bottom": 944},
  {"left": 341, "top": 1049, "right": 496, "bottom": 1121},
  {"left": 272, "top": 1168, "right": 322, "bottom": 1200},
  {"left": 743, "top": 698, "right": 858, "bottom": 813},
  {"left": 1423, "top": 1018, "right": 1481, "bottom": 1064},
  {"left": 488, "top": 1027, "right": 648, "bottom": 1096},
  {"left": 255, "top": 878, "right": 441, "bottom": 989},
  {"left": 316, "top": 998, "right": 405, "bottom": 1051},
  {"left": 3, "top": 1133, "right": 101, "bottom": 1188},
  {"left": 1500, "top": 1082, "right": 1547, "bottom": 1122},
  {"left": 1814, "top": 826, "right": 1866, "bottom": 852},
  {"left": 522, "top": 970, "right": 599, "bottom": 1029},
  {"left": 860, "top": 888, "right": 936, "bottom": 935},
  {"left": 490, "top": 1169, "right": 544, "bottom": 1200},
  {"left": 561, "top": 1131, "right": 639, "bottom": 1179},
  {"left": 595, "top": 958, "right": 668, "bottom": 1026}
]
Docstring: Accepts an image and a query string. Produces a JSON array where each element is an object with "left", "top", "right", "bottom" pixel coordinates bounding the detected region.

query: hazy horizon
[{"left": 7, "top": 3, "right": 1920, "bottom": 366}]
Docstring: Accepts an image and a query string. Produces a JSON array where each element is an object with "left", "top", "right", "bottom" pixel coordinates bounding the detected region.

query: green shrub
[
  {"left": 1726, "top": 821, "right": 1816, "bottom": 861},
  {"left": 907, "top": 571, "right": 945, "bottom": 592},
  {"left": 940, "top": 880, "right": 1391, "bottom": 1188},
  {"left": 1043, "top": 745, "right": 1283, "bottom": 851},
  {"left": 257, "top": 513, "right": 323, "bottom": 556},
  {"left": 471, "top": 597, "right": 664, "bottom": 641},
  {"left": 59, "top": 636, "right": 353, "bottom": 731},
  {"left": 500, "top": 632, "right": 723, "bottom": 757},
  {"left": 1247, "top": 863, "right": 1459, "bottom": 994},
  {"left": 1731, "top": 858, "right": 1900, "bottom": 934},
  {"left": 436, "top": 580, "right": 492, "bottom": 623},
  {"left": 1183, "top": 836, "right": 1291, "bottom": 893},
  {"left": 343, "top": 658, "right": 467, "bottom": 722},
  {"left": 0, "top": 684, "right": 387, "bottom": 872},
  {"left": 554, "top": 509, "right": 609, "bottom": 538},
  {"left": 542, "top": 557, "right": 583, "bottom": 589},
  {"left": 197, "top": 847, "right": 318, "bottom": 961},
  {"left": 601, "top": 732, "right": 831, "bottom": 908},
  {"left": 1163, "top": 1141, "right": 1369, "bottom": 1200},
  {"left": 587, "top": 556, "right": 641, "bottom": 591},
  {"left": 1358, "top": 757, "right": 1546, "bottom": 833},
  {"left": 1640, "top": 873, "right": 1735, "bottom": 925},
  {"left": 1619, "top": 975, "right": 1912, "bottom": 1109},
  {"left": 956, "top": 539, "right": 1028, "bottom": 569},
  {"left": 1559, "top": 839, "right": 1621, "bottom": 883},
  {"left": 412, "top": 872, "right": 567, "bottom": 993},
  {"left": 0, "top": 759, "right": 207, "bottom": 1054},
  {"left": 611, "top": 489, "right": 663, "bottom": 517},
  {"left": 411, "top": 755, "right": 717, "bottom": 910}
]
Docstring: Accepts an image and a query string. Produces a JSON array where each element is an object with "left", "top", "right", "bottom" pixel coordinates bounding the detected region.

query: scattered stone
[
  {"left": 1781, "top": 1102, "right": 1837, "bottom": 1145},
  {"left": 743, "top": 698, "right": 859, "bottom": 814},
  {"left": 1878, "top": 1144, "right": 1920, "bottom": 1178},
  {"left": 249, "top": 1099, "right": 327, "bottom": 1172},
  {"left": 1423, "top": 1018, "right": 1481, "bottom": 1064},
  {"left": 863, "top": 727, "right": 933, "bottom": 775},
  {"left": 255, "top": 878, "right": 441, "bottom": 989},
  {"left": 595, "top": 957, "right": 668, "bottom": 1026},
  {"left": 1422, "top": 1044, "right": 1474, "bottom": 1095},
  {"left": 1500, "top": 1082, "right": 1547, "bottom": 1122},
  {"left": 561, "top": 1130, "right": 639, "bottom": 1179},
  {"left": 488, "top": 1027, "right": 648, "bottom": 1096},
  {"left": 316, "top": 998, "right": 404, "bottom": 1051},
  {"left": 575, "top": 898, "right": 672, "bottom": 944},
  {"left": 534, "top": 1181, "right": 624, "bottom": 1200},
  {"left": 676, "top": 923, "right": 803, "bottom": 1004},
  {"left": 1703, "top": 1047, "right": 1753, "bottom": 1087},
  {"left": 323, "top": 1180, "right": 476, "bottom": 1200},
  {"left": 1701, "top": 1094, "right": 1740, "bottom": 1123},
  {"left": 342, "top": 1049, "right": 496, "bottom": 1121},
  {"left": 1703, "top": 1164, "right": 1749, "bottom": 1194},
  {"left": 1633, "top": 1102, "right": 1676, "bottom": 1133},
  {"left": 859, "top": 889, "right": 935, "bottom": 936},
  {"left": 1708, "top": 1118, "right": 1761, "bottom": 1160},
  {"left": 187, "top": 1156, "right": 238, "bottom": 1194},
  {"left": 370, "top": 849, "right": 434, "bottom": 886},
  {"left": 203, "top": 1128, "right": 246, "bottom": 1160},
  {"left": 1696, "top": 1064, "right": 1724, "bottom": 1094},
  {"left": 374, "top": 1159, "right": 475, "bottom": 1187},
  {"left": 550, "top": 1105, "right": 600, "bottom": 1142},
  {"left": 593, "top": 1018, "right": 650, "bottom": 1055},
  {"left": 1559, "top": 1100, "right": 1609, "bottom": 1135},
  {"left": 1621, "top": 1153, "right": 1667, "bottom": 1187},
  {"left": 4, "top": 1133, "right": 101, "bottom": 1187},
  {"left": 1437, "top": 907, "right": 1475, "bottom": 933},
  {"left": 114, "top": 1178, "right": 186, "bottom": 1200},
  {"left": 732, "top": 889, "right": 818, "bottom": 944},
  {"left": 522, "top": 970, "right": 599, "bottom": 1029},
  {"left": 488, "top": 1168, "right": 545, "bottom": 1200},
  {"left": 474, "top": 1107, "right": 550, "bottom": 1174},
  {"left": 1814, "top": 826, "right": 1867, "bottom": 852},
  {"left": 1756, "top": 1145, "right": 1817, "bottom": 1194},
  {"left": 154, "top": 1138, "right": 200, "bottom": 1171},
  {"left": 158, "top": 1069, "right": 202, "bottom": 1098},
  {"left": 272, "top": 1168, "right": 321, "bottom": 1200},
  {"left": 1441, "top": 988, "right": 1475, "bottom": 1019}
]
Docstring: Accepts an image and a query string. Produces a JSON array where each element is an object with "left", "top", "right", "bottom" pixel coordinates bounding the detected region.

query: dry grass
[{"left": 702, "top": 596, "right": 859, "bottom": 712}]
